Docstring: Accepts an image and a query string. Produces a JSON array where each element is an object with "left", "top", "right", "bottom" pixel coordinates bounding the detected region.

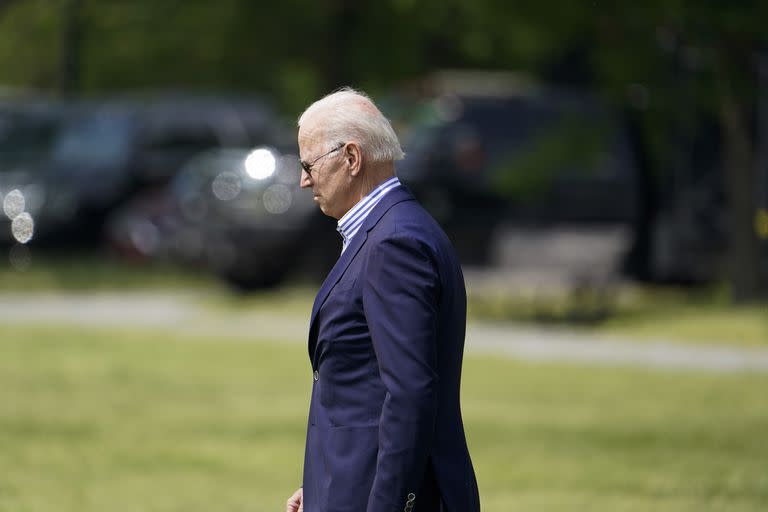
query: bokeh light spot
[
  {"left": 212, "top": 172, "right": 242, "bottom": 201},
  {"left": 245, "top": 148, "right": 276, "bottom": 180},
  {"left": 263, "top": 184, "right": 292, "bottom": 214},
  {"left": 3, "top": 189, "right": 25, "bottom": 219},
  {"left": 11, "top": 212, "right": 34, "bottom": 244}
]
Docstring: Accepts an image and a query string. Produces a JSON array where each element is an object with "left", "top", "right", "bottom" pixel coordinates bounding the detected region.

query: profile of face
[{"left": 298, "top": 121, "right": 360, "bottom": 220}]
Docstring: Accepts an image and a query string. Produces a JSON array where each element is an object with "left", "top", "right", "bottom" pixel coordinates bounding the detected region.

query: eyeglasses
[{"left": 300, "top": 142, "right": 345, "bottom": 177}]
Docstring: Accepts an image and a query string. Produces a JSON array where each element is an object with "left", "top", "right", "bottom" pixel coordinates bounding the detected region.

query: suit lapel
[{"left": 307, "top": 186, "right": 415, "bottom": 362}]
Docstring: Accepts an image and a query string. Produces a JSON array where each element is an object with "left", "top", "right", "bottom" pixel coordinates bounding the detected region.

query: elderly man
[{"left": 286, "top": 88, "right": 480, "bottom": 512}]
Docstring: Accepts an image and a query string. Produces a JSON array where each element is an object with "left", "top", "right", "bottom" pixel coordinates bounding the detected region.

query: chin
[{"left": 319, "top": 205, "right": 340, "bottom": 219}]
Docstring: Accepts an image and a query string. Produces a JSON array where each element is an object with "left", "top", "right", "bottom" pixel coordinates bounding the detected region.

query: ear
[{"left": 346, "top": 142, "right": 362, "bottom": 177}]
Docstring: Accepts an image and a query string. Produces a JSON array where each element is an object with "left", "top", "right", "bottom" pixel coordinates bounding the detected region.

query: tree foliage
[{"left": 0, "top": 0, "right": 765, "bottom": 299}]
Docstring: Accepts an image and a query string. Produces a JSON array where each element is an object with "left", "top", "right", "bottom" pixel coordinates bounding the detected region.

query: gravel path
[{"left": 2, "top": 291, "right": 767, "bottom": 373}]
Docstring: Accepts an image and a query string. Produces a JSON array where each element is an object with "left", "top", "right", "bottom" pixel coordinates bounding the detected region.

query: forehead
[{"left": 297, "top": 114, "right": 326, "bottom": 152}]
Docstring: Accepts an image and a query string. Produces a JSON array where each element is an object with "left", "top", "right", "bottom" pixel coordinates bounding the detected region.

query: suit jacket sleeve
[{"left": 362, "top": 234, "right": 440, "bottom": 512}]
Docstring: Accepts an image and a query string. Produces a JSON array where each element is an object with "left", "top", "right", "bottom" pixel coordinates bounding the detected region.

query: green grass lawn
[
  {"left": 597, "top": 303, "right": 768, "bottom": 346},
  {"left": 1, "top": 324, "right": 766, "bottom": 511}
]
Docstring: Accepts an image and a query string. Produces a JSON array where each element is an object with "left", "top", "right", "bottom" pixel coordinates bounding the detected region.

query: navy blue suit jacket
[{"left": 302, "top": 186, "right": 480, "bottom": 512}]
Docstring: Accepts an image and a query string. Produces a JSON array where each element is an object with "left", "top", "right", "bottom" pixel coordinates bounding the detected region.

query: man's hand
[{"left": 286, "top": 487, "right": 303, "bottom": 512}]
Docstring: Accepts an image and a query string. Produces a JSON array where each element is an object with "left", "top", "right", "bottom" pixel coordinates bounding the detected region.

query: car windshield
[{"left": 51, "top": 113, "right": 134, "bottom": 167}]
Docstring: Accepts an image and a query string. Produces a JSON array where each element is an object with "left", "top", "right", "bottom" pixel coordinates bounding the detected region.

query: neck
[
  {"left": 356, "top": 161, "right": 396, "bottom": 202},
  {"left": 334, "top": 161, "right": 396, "bottom": 220}
]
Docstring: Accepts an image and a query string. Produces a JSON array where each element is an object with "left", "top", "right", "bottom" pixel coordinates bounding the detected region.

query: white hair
[{"left": 298, "top": 87, "right": 405, "bottom": 162}]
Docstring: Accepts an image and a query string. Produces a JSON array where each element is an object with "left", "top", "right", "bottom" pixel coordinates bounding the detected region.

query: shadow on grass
[
  {"left": 0, "top": 249, "right": 217, "bottom": 292},
  {"left": 468, "top": 283, "right": 768, "bottom": 345}
]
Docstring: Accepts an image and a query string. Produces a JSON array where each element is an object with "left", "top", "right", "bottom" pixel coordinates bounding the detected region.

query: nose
[{"left": 300, "top": 169, "right": 312, "bottom": 189}]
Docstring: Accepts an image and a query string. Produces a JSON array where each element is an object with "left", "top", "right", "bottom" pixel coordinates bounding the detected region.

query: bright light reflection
[
  {"left": 3, "top": 189, "right": 25, "bottom": 219},
  {"left": 245, "top": 148, "right": 276, "bottom": 180},
  {"left": 12, "top": 212, "right": 34, "bottom": 243}
]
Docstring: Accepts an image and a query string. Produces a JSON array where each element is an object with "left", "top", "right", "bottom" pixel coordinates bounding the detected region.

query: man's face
[{"left": 298, "top": 123, "right": 351, "bottom": 219}]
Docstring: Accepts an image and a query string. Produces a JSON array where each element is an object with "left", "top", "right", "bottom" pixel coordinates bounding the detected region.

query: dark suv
[
  {"left": 390, "top": 88, "right": 640, "bottom": 270},
  {"left": 33, "top": 94, "right": 280, "bottom": 245}
]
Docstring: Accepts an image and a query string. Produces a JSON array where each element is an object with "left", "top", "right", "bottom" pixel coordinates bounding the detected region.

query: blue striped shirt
[{"left": 337, "top": 176, "right": 401, "bottom": 253}]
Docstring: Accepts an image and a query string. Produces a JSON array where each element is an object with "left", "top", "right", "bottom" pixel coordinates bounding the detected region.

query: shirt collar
[{"left": 337, "top": 176, "right": 401, "bottom": 251}]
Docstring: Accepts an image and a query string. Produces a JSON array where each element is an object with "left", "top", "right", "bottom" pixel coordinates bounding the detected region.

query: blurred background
[{"left": 0, "top": 1, "right": 767, "bottom": 511}]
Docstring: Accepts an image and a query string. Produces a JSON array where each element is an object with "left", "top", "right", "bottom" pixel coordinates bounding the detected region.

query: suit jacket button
[
  {"left": 313, "top": 370, "right": 319, "bottom": 381},
  {"left": 407, "top": 493, "right": 416, "bottom": 500}
]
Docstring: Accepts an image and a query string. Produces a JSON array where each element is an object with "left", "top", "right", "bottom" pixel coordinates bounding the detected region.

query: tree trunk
[
  {"left": 323, "top": 0, "right": 358, "bottom": 91},
  {"left": 60, "top": 0, "right": 82, "bottom": 96},
  {"left": 720, "top": 90, "right": 762, "bottom": 302}
]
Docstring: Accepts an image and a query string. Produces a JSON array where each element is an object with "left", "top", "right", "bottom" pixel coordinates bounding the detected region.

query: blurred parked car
[
  {"left": 386, "top": 74, "right": 641, "bottom": 289},
  {"left": 0, "top": 97, "right": 71, "bottom": 246},
  {"left": 108, "top": 78, "right": 644, "bottom": 291},
  {"left": 107, "top": 146, "right": 339, "bottom": 289},
  {"left": 30, "top": 93, "right": 282, "bottom": 246}
]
